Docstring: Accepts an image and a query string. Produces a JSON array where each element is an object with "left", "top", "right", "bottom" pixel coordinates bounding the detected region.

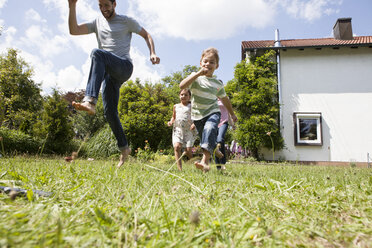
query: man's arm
[
  {"left": 138, "top": 28, "right": 160, "bottom": 65},
  {"left": 68, "top": 0, "right": 89, "bottom": 35}
]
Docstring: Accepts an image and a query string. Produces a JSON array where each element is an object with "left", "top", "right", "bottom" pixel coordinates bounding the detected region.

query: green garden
[
  {"left": 1, "top": 49, "right": 371, "bottom": 247},
  {"left": 1, "top": 157, "right": 371, "bottom": 247}
]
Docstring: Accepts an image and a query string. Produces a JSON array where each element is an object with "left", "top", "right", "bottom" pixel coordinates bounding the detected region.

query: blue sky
[{"left": 0, "top": 0, "right": 371, "bottom": 95}]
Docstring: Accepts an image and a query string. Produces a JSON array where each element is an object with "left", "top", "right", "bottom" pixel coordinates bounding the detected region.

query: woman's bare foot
[
  {"left": 72, "top": 101, "right": 96, "bottom": 115},
  {"left": 194, "top": 161, "right": 210, "bottom": 172},
  {"left": 117, "top": 147, "right": 131, "bottom": 168}
]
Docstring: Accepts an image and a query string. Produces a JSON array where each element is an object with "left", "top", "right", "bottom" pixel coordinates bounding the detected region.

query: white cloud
[
  {"left": 16, "top": 50, "right": 57, "bottom": 93},
  {"left": 130, "top": 46, "right": 164, "bottom": 83},
  {"left": 0, "top": 0, "right": 7, "bottom": 9},
  {"left": 0, "top": 25, "right": 16, "bottom": 49},
  {"left": 0, "top": 20, "right": 3, "bottom": 35},
  {"left": 20, "top": 50, "right": 85, "bottom": 95},
  {"left": 324, "top": 8, "right": 340, "bottom": 16},
  {"left": 70, "top": 34, "right": 97, "bottom": 55},
  {"left": 55, "top": 65, "right": 84, "bottom": 93},
  {"left": 20, "top": 25, "right": 70, "bottom": 58},
  {"left": 43, "top": 0, "right": 98, "bottom": 22},
  {"left": 25, "top": 8, "right": 46, "bottom": 23},
  {"left": 127, "top": 0, "right": 275, "bottom": 40},
  {"left": 277, "top": 0, "right": 342, "bottom": 21}
]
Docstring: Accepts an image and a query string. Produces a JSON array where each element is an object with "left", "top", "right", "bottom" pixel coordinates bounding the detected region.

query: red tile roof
[{"left": 242, "top": 36, "right": 372, "bottom": 50}]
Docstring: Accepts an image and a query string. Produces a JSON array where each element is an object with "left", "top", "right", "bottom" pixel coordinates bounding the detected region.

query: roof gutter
[
  {"left": 275, "top": 29, "right": 283, "bottom": 128},
  {"left": 244, "top": 43, "right": 372, "bottom": 52}
]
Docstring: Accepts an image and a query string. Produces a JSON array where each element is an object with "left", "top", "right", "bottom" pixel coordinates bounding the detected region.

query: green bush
[
  {"left": 0, "top": 48, "right": 43, "bottom": 129},
  {"left": 119, "top": 80, "right": 174, "bottom": 152},
  {"left": 226, "top": 50, "right": 284, "bottom": 158},
  {"left": 40, "top": 89, "right": 75, "bottom": 154},
  {"left": 0, "top": 127, "right": 42, "bottom": 155},
  {"left": 82, "top": 125, "right": 119, "bottom": 158}
]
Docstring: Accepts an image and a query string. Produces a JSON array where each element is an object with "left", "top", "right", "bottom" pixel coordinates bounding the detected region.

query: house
[{"left": 241, "top": 18, "right": 372, "bottom": 166}]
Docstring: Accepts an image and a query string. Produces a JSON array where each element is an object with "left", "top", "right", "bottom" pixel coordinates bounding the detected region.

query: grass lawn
[{"left": 0, "top": 156, "right": 371, "bottom": 247}]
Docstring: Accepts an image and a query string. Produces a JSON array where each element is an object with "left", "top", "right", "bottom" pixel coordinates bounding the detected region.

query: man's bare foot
[
  {"left": 117, "top": 147, "right": 131, "bottom": 168},
  {"left": 194, "top": 161, "right": 210, "bottom": 172},
  {"left": 72, "top": 101, "right": 96, "bottom": 115}
]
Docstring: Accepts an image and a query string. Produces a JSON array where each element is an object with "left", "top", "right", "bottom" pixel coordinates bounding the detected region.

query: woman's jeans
[
  {"left": 215, "top": 122, "right": 228, "bottom": 164},
  {"left": 83, "top": 49, "right": 133, "bottom": 150},
  {"left": 194, "top": 112, "right": 221, "bottom": 155}
]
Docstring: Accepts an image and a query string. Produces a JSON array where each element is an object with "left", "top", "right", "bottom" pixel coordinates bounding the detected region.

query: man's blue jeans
[
  {"left": 215, "top": 122, "right": 228, "bottom": 164},
  {"left": 194, "top": 112, "right": 221, "bottom": 155},
  {"left": 83, "top": 49, "right": 133, "bottom": 150}
]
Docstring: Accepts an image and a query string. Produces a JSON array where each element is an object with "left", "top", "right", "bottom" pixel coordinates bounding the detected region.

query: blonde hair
[{"left": 201, "top": 47, "right": 219, "bottom": 64}]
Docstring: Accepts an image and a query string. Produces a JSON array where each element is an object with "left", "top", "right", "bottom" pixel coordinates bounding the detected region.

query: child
[
  {"left": 179, "top": 47, "right": 238, "bottom": 172},
  {"left": 215, "top": 99, "right": 236, "bottom": 170},
  {"left": 168, "top": 89, "right": 196, "bottom": 171}
]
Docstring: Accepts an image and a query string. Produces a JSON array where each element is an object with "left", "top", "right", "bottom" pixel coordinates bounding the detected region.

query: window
[{"left": 293, "top": 112, "right": 322, "bottom": 146}]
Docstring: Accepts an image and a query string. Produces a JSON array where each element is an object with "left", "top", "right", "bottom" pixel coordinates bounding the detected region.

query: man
[{"left": 68, "top": 0, "right": 160, "bottom": 168}]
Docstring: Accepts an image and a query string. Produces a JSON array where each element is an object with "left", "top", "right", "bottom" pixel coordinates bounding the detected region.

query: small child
[
  {"left": 168, "top": 89, "right": 196, "bottom": 171},
  {"left": 179, "top": 47, "right": 237, "bottom": 172},
  {"left": 215, "top": 98, "right": 236, "bottom": 170}
]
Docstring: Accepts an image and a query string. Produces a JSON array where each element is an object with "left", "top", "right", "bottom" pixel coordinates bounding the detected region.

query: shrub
[
  {"left": 0, "top": 127, "right": 42, "bottom": 155},
  {"left": 119, "top": 80, "right": 173, "bottom": 152},
  {"left": 0, "top": 48, "right": 43, "bottom": 129},
  {"left": 40, "top": 89, "right": 75, "bottom": 154},
  {"left": 82, "top": 125, "right": 119, "bottom": 158},
  {"left": 226, "top": 50, "right": 284, "bottom": 158}
]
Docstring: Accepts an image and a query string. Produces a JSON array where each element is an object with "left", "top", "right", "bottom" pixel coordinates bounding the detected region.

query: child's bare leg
[
  {"left": 117, "top": 147, "right": 131, "bottom": 168},
  {"left": 174, "top": 143, "right": 183, "bottom": 171},
  {"left": 185, "top": 147, "right": 193, "bottom": 160},
  {"left": 72, "top": 101, "right": 96, "bottom": 115},
  {"left": 195, "top": 149, "right": 211, "bottom": 172}
]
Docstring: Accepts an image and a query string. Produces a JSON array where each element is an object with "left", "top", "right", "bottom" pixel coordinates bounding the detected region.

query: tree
[
  {"left": 0, "top": 48, "right": 43, "bottom": 132},
  {"left": 226, "top": 50, "right": 283, "bottom": 159},
  {"left": 37, "top": 89, "right": 74, "bottom": 154},
  {"left": 161, "top": 65, "right": 199, "bottom": 104},
  {"left": 118, "top": 80, "right": 174, "bottom": 151}
]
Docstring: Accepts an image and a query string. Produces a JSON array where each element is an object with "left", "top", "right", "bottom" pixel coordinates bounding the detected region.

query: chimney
[
  {"left": 274, "top": 29, "right": 281, "bottom": 47},
  {"left": 333, "top": 18, "right": 353, "bottom": 40}
]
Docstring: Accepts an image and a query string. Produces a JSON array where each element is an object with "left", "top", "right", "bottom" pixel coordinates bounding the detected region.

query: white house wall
[{"left": 267, "top": 46, "right": 372, "bottom": 162}]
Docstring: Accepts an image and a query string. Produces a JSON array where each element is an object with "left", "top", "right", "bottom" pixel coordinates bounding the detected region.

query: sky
[{"left": 0, "top": 0, "right": 371, "bottom": 95}]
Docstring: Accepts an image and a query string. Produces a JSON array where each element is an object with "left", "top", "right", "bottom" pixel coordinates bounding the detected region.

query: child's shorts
[{"left": 172, "top": 126, "right": 196, "bottom": 148}]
